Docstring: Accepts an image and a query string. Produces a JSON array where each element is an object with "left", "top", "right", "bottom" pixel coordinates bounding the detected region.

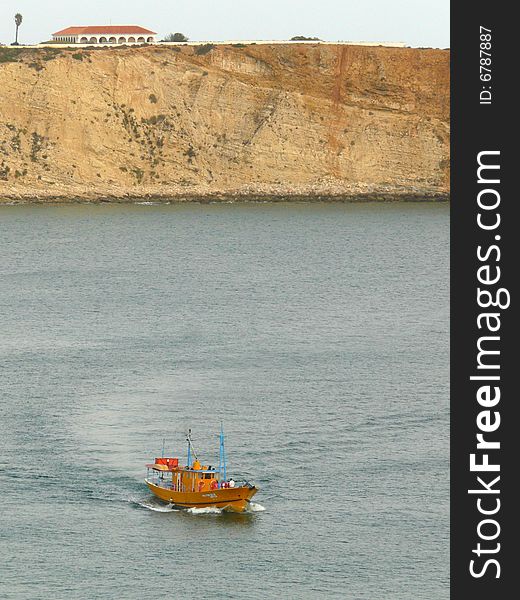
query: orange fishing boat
[{"left": 145, "top": 428, "right": 258, "bottom": 513}]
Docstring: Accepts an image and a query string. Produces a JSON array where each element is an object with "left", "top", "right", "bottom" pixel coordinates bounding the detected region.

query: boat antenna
[
  {"left": 186, "top": 429, "right": 198, "bottom": 467},
  {"left": 161, "top": 437, "right": 165, "bottom": 458}
]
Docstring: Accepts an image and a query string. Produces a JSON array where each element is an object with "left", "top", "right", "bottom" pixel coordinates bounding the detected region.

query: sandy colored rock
[{"left": 0, "top": 44, "right": 449, "bottom": 203}]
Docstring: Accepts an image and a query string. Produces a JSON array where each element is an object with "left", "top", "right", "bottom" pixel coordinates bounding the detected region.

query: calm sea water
[{"left": 0, "top": 202, "right": 449, "bottom": 599}]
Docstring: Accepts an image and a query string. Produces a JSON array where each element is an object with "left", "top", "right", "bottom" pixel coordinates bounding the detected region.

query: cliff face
[{"left": 0, "top": 44, "right": 449, "bottom": 202}]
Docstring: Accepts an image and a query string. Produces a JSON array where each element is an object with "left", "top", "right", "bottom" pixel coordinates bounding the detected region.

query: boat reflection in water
[{"left": 145, "top": 427, "right": 258, "bottom": 513}]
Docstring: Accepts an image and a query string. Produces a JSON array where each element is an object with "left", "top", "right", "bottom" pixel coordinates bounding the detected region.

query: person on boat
[{"left": 229, "top": 478, "right": 235, "bottom": 488}]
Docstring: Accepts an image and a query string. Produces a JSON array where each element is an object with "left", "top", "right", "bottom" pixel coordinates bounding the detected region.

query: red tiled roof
[{"left": 53, "top": 25, "right": 156, "bottom": 36}]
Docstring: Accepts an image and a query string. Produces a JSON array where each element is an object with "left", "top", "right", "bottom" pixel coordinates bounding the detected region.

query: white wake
[
  {"left": 185, "top": 506, "right": 223, "bottom": 515},
  {"left": 132, "top": 498, "right": 178, "bottom": 512}
]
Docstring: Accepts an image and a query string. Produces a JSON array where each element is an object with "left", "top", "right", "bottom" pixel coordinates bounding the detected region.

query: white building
[{"left": 52, "top": 25, "right": 157, "bottom": 44}]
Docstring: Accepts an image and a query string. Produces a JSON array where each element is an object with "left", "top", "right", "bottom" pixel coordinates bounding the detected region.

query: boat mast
[
  {"left": 186, "top": 429, "right": 192, "bottom": 467},
  {"left": 219, "top": 424, "right": 227, "bottom": 482}
]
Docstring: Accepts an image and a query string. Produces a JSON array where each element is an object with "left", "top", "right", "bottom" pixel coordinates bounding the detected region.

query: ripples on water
[{"left": 0, "top": 202, "right": 449, "bottom": 599}]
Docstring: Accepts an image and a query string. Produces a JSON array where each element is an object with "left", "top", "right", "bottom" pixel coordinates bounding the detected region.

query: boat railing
[{"left": 146, "top": 471, "right": 254, "bottom": 492}]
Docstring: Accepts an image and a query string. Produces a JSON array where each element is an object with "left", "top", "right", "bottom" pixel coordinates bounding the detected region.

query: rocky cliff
[{"left": 0, "top": 43, "right": 449, "bottom": 203}]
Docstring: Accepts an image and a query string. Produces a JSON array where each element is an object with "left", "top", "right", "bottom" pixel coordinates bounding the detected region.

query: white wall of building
[{"left": 52, "top": 34, "right": 156, "bottom": 44}]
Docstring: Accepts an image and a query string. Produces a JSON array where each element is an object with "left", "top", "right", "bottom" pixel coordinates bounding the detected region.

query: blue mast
[{"left": 219, "top": 424, "right": 227, "bottom": 483}]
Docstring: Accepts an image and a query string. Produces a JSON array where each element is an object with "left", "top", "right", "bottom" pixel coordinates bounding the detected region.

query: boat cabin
[{"left": 145, "top": 457, "right": 236, "bottom": 493}]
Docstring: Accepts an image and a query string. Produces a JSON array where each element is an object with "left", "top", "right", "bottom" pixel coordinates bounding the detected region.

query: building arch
[
  {"left": 109, "top": 37, "right": 117, "bottom": 44},
  {"left": 118, "top": 37, "right": 126, "bottom": 44},
  {"left": 89, "top": 37, "right": 97, "bottom": 43},
  {"left": 137, "top": 37, "right": 145, "bottom": 43},
  {"left": 128, "top": 37, "right": 135, "bottom": 43},
  {"left": 80, "top": 37, "right": 88, "bottom": 43},
  {"left": 147, "top": 37, "right": 154, "bottom": 43},
  {"left": 99, "top": 37, "right": 107, "bottom": 43}
]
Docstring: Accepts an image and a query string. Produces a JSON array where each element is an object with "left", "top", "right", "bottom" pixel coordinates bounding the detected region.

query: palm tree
[{"left": 14, "top": 13, "right": 23, "bottom": 45}]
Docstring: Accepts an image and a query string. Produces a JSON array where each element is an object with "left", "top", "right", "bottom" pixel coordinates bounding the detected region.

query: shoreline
[
  {"left": 1, "top": 196, "right": 450, "bottom": 205},
  {"left": 0, "top": 184, "right": 449, "bottom": 205}
]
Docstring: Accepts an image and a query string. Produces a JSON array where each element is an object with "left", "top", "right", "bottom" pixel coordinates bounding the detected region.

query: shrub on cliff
[
  {"left": 290, "top": 36, "right": 322, "bottom": 41},
  {"left": 195, "top": 44, "right": 215, "bottom": 56},
  {"left": 163, "top": 32, "right": 189, "bottom": 42},
  {"left": 0, "top": 47, "right": 23, "bottom": 62}
]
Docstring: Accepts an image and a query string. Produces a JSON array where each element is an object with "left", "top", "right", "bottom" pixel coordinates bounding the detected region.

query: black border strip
[{"left": 451, "top": 4, "right": 516, "bottom": 596}]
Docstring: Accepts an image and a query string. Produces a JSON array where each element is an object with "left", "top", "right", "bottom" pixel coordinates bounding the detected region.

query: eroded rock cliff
[{"left": 0, "top": 43, "right": 449, "bottom": 202}]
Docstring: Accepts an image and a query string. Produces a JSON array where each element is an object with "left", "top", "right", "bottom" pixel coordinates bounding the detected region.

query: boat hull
[{"left": 145, "top": 479, "right": 258, "bottom": 513}]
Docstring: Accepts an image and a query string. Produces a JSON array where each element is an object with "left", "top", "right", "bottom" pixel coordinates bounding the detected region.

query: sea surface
[{"left": 0, "top": 202, "right": 449, "bottom": 599}]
